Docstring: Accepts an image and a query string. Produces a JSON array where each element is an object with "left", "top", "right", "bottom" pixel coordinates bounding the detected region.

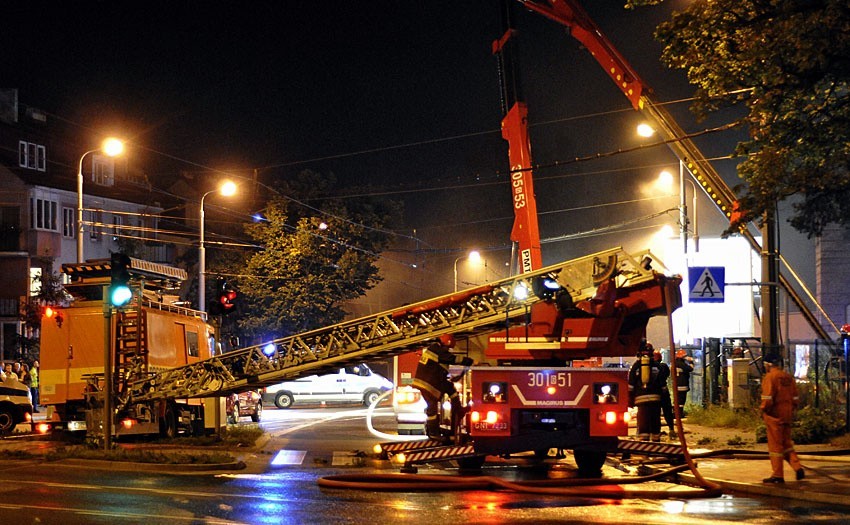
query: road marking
[{"left": 270, "top": 449, "right": 307, "bottom": 465}]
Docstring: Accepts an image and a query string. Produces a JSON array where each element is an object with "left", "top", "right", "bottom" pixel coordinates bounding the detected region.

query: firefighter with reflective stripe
[
  {"left": 628, "top": 340, "right": 664, "bottom": 441},
  {"left": 760, "top": 354, "right": 804, "bottom": 484},
  {"left": 674, "top": 349, "right": 694, "bottom": 414},
  {"left": 411, "top": 335, "right": 472, "bottom": 438},
  {"left": 654, "top": 350, "right": 675, "bottom": 438}
]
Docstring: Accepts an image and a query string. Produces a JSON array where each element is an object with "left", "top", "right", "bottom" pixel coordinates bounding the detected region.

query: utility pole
[{"left": 761, "top": 211, "right": 781, "bottom": 362}]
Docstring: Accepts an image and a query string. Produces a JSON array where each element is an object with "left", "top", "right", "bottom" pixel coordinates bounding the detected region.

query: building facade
[{"left": 0, "top": 89, "right": 172, "bottom": 362}]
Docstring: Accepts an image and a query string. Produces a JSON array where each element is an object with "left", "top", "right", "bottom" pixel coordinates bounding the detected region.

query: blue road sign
[{"left": 688, "top": 266, "right": 725, "bottom": 303}]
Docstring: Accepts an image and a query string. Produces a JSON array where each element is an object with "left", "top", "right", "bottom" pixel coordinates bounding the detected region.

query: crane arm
[{"left": 515, "top": 0, "right": 836, "bottom": 341}]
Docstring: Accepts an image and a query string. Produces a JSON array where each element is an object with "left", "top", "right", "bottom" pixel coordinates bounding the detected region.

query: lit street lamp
[
  {"left": 77, "top": 137, "right": 124, "bottom": 263},
  {"left": 199, "top": 180, "right": 237, "bottom": 312},
  {"left": 453, "top": 250, "right": 482, "bottom": 292},
  {"left": 658, "top": 165, "right": 699, "bottom": 254}
]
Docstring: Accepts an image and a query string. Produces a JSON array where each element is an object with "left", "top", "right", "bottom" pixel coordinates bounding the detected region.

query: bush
[
  {"left": 684, "top": 405, "right": 761, "bottom": 429},
  {"left": 754, "top": 405, "right": 846, "bottom": 444}
]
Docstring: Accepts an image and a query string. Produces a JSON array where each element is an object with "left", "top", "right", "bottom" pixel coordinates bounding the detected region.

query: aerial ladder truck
[{"left": 39, "top": 0, "right": 833, "bottom": 473}]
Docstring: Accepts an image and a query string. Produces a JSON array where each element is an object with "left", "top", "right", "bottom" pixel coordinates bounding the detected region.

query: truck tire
[
  {"left": 275, "top": 392, "right": 294, "bottom": 409},
  {"left": 362, "top": 389, "right": 380, "bottom": 407},
  {"left": 0, "top": 407, "right": 16, "bottom": 434},
  {"left": 573, "top": 450, "right": 606, "bottom": 475},
  {"left": 159, "top": 405, "right": 178, "bottom": 438},
  {"left": 250, "top": 402, "right": 262, "bottom": 423},
  {"left": 457, "top": 455, "right": 486, "bottom": 470}
]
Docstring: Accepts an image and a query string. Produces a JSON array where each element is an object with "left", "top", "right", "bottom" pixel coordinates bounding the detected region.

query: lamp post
[
  {"left": 199, "top": 180, "right": 237, "bottom": 312},
  {"left": 658, "top": 165, "right": 699, "bottom": 255},
  {"left": 77, "top": 138, "right": 124, "bottom": 263},
  {"left": 453, "top": 250, "right": 481, "bottom": 292}
]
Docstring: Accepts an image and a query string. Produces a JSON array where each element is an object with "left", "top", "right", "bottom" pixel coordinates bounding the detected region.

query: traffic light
[
  {"left": 109, "top": 253, "right": 133, "bottom": 307},
  {"left": 209, "top": 279, "right": 238, "bottom": 315}
]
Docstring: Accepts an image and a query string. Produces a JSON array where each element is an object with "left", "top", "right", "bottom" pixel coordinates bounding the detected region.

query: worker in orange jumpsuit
[
  {"left": 628, "top": 341, "right": 663, "bottom": 442},
  {"left": 760, "top": 354, "right": 804, "bottom": 483},
  {"left": 411, "top": 335, "right": 472, "bottom": 438}
]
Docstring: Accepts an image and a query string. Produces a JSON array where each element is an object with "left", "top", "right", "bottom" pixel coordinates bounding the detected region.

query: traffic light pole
[{"left": 102, "top": 285, "right": 113, "bottom": 450}]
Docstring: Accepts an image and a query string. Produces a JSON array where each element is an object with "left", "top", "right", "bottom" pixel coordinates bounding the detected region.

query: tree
[
  {"left": 235, "top": 170, "right": 401, "bottom": 342},
  {"left": 627, "top": 0, "right": 850, "bottom": 237}
]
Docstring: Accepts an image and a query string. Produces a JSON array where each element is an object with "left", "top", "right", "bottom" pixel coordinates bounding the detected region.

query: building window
[
  {"left": 62, "top": 207, "right": 75, "bottom": 238},
  {"left": 29, "top": 197, "right": 58, "bottom": 232},
  {"left": 112, "top": 215, "right": 122, "bottom": 242},
  {"left": 92, "top": 154, "right": 115, "bottom": 187},
  {"left": 18, "top": 141, "right": 46, "bottom": 171},
  {"left": 89, "top": 209, "right": 102, "bottom": 241}
]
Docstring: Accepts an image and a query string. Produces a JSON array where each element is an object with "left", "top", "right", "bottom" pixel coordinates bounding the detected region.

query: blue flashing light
[{"left": 262, "top": 343, "right": 277, "bottom": 356}]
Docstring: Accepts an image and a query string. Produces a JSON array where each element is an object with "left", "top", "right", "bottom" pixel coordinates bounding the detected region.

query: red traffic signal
[
  {"left": 220, "top": 289, "right": 237, "bottom": 313},
  {"left": 209, "top": 280, "right": 238, "bottom": 316}
]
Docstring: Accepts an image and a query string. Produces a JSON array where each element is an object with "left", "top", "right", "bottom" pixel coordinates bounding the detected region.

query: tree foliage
[
  {"left": 627, "top": 0, "right": 850, "bottom": 237},
  {"left": 235, "top": 171, "right": 401, "bottom": 342}
]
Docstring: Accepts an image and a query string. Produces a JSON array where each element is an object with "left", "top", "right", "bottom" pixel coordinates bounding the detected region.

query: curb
[
  {"left": 678, "top": 472, "right": 850, "bottom": 509},
  {"left": 54, "top": 458, "right": 247, "bottom": 472}
]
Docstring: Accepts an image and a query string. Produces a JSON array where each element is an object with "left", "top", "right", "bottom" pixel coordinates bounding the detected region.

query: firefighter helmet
[{"left": 438, "top": 334, "right": 456, "bottom": 348}]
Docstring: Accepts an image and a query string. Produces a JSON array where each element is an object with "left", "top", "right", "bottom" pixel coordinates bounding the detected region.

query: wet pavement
[{"left": 5, "top": 413, "right": 850, "bottom": 509}]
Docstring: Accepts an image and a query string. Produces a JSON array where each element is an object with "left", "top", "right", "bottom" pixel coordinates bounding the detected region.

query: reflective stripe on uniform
[
  {"left": 634, "top": 394, "right": 661, "bottom": 404},
  {"left": 411, "top": 378, "right": 442, "bottom": 399}
]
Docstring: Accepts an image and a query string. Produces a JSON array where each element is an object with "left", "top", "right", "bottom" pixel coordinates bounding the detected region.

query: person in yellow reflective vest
[{"left": 760, "top": 354, "right": 804, "bottom": 483}]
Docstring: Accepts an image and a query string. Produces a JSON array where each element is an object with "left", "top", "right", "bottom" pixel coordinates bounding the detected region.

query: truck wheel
[
  {"left": 275, "top": 392, "right": 294, "bottom": 409},
  {"left": 457, "top": 455, "right": 486, "bottom": 470},
  {"left": 160, "top": 405, "right": 178, "bottom": 438},
  {"left": 251, "top": 403, "right": 262, "bottom": 423},
  {"left": 573, "top": 450, "right": 606, "bottom": 475},
  {"left": 0, "top": 408, "right": 16, "bottom": 434},
  {"left": 363, "top": 390, "right": 380, "bottom": 407}
]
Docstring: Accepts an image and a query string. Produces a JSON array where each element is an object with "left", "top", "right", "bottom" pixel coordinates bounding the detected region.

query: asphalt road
[{"left": 0, "top": 406, "right": 848, "bottom": 524}]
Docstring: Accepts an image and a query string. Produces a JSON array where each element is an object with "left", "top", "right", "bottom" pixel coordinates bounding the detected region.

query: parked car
[
  {"left": 262, "top": 364, "right": 392, "bottom": 409},
  {"left": 392, "top": 385, "right": 427, "bottom": 435},
  {"left": 226, "top": 390, "right": 262, "bottom": 424}
]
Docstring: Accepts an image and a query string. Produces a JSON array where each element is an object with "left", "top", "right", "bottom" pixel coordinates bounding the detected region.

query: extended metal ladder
[{"left": 125, "top": 246, "right": 666, "bottom": 403}]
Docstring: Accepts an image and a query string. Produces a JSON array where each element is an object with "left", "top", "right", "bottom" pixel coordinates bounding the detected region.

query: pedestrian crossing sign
[{"left": 688, "top": 266, "right": 725, "bottom": 303}]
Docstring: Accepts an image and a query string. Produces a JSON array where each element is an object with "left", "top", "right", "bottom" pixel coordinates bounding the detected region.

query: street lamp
[
  {"left": 77, "top": 137, "right": 124, "bottom": 263},
  {"left": 453, "top": 250, "right": 482, "bottom": 292},
  {"left": 199, "top": 180, "right": 237, "bottom": 312},
  {"left": 658, "top": 165, "right": 699, "bottom": 254}
]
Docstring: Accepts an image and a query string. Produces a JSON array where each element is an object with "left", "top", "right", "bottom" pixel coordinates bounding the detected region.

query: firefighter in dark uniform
[
  {"left": 628, "top": 341, "right": 664, "bottom": 441},
  {"left": 760, "top": 354, "right": 804, "bottom": 483},
  {"left": 674, "top": 349, "right": 694, "bottom": 415},
  {"left": 411, "top": 335, "right": 473, "bottom": 438},
  {"left": 654, "top": 349, "right": 675, "bottom": 438}
]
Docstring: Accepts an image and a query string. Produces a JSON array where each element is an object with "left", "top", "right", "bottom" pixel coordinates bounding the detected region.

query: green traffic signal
[{"left": 109, "top": 253, "right": 133, "bottom": 307}]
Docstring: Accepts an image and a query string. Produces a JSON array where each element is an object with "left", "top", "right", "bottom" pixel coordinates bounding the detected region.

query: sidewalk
[{"left": 654, "top": 423, "right": 850, "bottom": 507}]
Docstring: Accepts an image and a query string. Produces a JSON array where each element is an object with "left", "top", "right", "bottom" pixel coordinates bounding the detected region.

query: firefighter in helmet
[
  {"left": 674, "top": 348, "right": 694, "bottom": 415},
  {"left": 760, "top": 353, "right": 804, "bottom": 483},
  {"left": 411, "top": 335, "right": 473, "bottom": 438},
  {"left": 654, "top": 349, "right": 675, "bottom": 438},
  {"left": 628, "top": 340, "right": 664, "bottom": 441}
]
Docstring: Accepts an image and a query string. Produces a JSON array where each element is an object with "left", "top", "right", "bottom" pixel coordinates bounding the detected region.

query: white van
[{"left": 263, "top": 364, "right": 393, "bottom": 409}]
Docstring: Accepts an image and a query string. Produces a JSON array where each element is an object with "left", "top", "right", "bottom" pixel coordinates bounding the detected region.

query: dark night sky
[{"left": 2, "top": 1, "right": 814, "bottom": 294}]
